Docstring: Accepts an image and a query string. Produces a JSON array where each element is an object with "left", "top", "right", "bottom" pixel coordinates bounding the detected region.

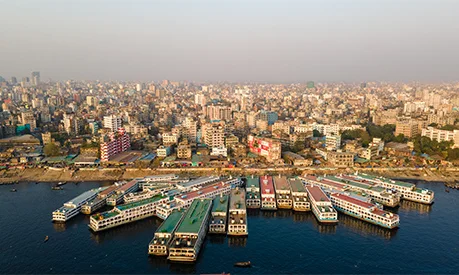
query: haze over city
[{"left": 1, "top": 0, "right": 459, "bottom": 82}]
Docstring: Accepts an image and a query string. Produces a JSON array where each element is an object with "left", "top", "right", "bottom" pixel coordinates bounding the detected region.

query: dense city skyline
[{"left": 2, "top": 0, "right": 459, "bottom": 82}]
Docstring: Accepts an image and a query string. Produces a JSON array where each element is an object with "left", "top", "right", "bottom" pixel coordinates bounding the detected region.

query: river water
[{"left": 1, "top": 180, "right": 458, "bottom": 274}]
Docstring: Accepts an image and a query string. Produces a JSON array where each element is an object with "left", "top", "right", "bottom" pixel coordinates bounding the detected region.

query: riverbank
[{"left": 0, "top": 166, "right": 458, "bottom": 184}]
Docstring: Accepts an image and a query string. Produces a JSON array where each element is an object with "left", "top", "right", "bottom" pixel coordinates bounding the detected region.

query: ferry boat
[
  {"left": 168, "top": 199, "right": 212, "bottom": 262},
  {"left": 209, "top": 195, "right": 229, "bottom": 234},
  {"left": 353, "top": 173, "right": 434, "bottom": 204},
  {"left": 301, "top": 175, "right": 400, "bottom": 207},
  {"left": 245, "top": 176, "right": 261, "bottom": 208},
  {"left": 139, "top": 174, "right": 181, "bottom": 189},
  {"left": 148, "top": 209, "right": 185, "bottom": 256},
  {"left": 305, "top": 184, "right": 338, "bottom": 223},
  {"left": 124, "top": 184, "right": 173, "bottom": 204},
  {"left": 289, "top": 178, "right": 310, "bottom": 211},
  {"left": 106, "top": 179, "right": 139, "bottom": 206},
  {"left": 89, "top": 194, "right": 169, "bottom": 232},
  {"left": 52, "top": 187, "right": 106, "bottom": 222},
  {"left": 227, "top": 188, "right": 248, "bottom": 236},
  {"left": 176, "top": 176, "right": 221, "bottom": 192},
  {"left": 156, "top": 200, "right": 182, "bottom": 220},
  {"left": 81, "top": 182, "right": 124, "bottom": 214},
  {"left": 175, "top": 181, "right": 232, "bottom": 208},
  {"left": 330, "top": 192, "right": 400, "bottom": 229},
  {"left": 260, "top": 176, "right": 277, "bottom": 210},
  {"left": 273, "top": 176, "right": 292, "bottom": 209}
]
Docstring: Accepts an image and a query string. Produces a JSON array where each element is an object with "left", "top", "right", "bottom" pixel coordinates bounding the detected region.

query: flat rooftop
[
  {"left": 178, "top": 181, "right": 230, "bottom": 201},
  {"left": 289, "top": 178, "right": 306, "bottom": 193},
  {"left": 108, "top": 150, "right": 144, "bottom": 163},
  {"left": 118, "top": 179, "right": 138, "bottom": 192},
  {"left": 176, "top": 176, "right": 220, "bottom": 189},
  {"left": 273, "top": 176, "right": 291, "bottom": 192},
  {"left": 117, "top": 194, "right": 167, "bottom": 211},
  {"left": 212, "top": 195, "right": 229, "bottom": 214},
  {"left": 305, "top": 185, "right": 330, "bottom": 203},
  {"left": 260, "top": 176, "right": 274, "bottom": 194},
  {"left": 176, "top": 199, "right": 212, "bottom": 234},
  {"left": 246, "top": 176, "right": 260, "bottom": 189},
  {"left": 356, "top": 174, "right": 414, "bottom": 188},
  {"left": 229, "top": 189, "right": 246, "bottom": 211},
  {"left": 155, "top": 209, "right": 185, "bottom": 235},
  {"left": 66, "top": 188, "right": 103, "bottom": 206}
]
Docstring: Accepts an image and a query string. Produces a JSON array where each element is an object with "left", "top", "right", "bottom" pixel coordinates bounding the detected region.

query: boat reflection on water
[
  {"left": 398, "top": 200, "right": 432, "bottom": 214},
  {"left": 261, "top": 210, "right": 277, "bottom": 218},
  {"left": 338, "top": 214, "right": 398, "bottom": 240},
  {"left": 207, "top": 234, "right": 226, "bottom": 244},
  {"left": 90, "top": 217, "right": 162, "bottom": 244},
  {"left": 52, "top": 222, "right": 67, "bottom": 232},
  {"left": 168, "top": 261, "right": 197, "bottom": 274},
  {"left": 228, "top": 236, "right": 247, "bottom": 247},
  {"left": 247, "top": 209, "right": 261, "bottom": 217}
]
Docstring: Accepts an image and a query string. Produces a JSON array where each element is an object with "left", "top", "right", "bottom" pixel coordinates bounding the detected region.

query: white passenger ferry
[
  {"left": 305, "top": 184, "right": 338, "bottom": 223},
  {"left": 354, "top": 173, "right": 434, "bottom": 204},
  {"left": 89, "top": 194, "right": 169, "bottom": 232},
  {"left": 330, "top": 192, "right": 400, "bottom": 229},
  {"left": 52, "top": 187, "right": 107, "bottom": 222}
]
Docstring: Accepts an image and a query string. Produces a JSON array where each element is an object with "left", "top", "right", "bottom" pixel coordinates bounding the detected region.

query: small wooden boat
[
  {"left": 57, "top": 181, "right": 66, "bottom": 186},
  {"left": 234, "top": 261, "right": 251, "bottom": 268},
  {"left": 44, "top": 236, "right": 49, "bottom": 242},
  {"left": 445, "top": 189, "right": 450, "bottom": 193},
  {"left": 10, "top": 188, "right": 17, "bottom": 192},
  {"left": 51, "top": 186, "right": 63, "bottom": 190}
]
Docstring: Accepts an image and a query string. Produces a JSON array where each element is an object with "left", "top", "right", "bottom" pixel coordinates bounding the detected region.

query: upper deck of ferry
[
  {"left": 289, "top": 178, "right": 306, "bottom": 194},
  {"left": 305, "top": 185, "right": 331, "bottom": 203},
  {"left": 65, "top": 188, "right": 103, "bottom": 207},
  {"left": 175, "top": 199, "right": 212, "bottom": 235},
  {"left": 260, "top": 176, "right": 275, "bottom": 195},
  {"left": 273, "top": 176, "right": 291, "bottom": 193},
  {"left": 229, "top": 189, "right": 246, "bottom": 212},
  {"left": 212, "top": 195, "right": 229, "bottom": 216}
]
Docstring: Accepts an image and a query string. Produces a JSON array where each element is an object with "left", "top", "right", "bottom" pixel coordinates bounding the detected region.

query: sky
[{"left": 1, "top": 0, "right": 459, "bottom": 83}]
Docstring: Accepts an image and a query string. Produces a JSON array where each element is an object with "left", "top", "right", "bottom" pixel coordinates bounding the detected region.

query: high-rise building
[
  {"left": 103, "top": 115, "right": 122, "bottom": 132},
  {"left": 10, "top": 77, "right": 17, "bottom": 85},
  {"left": 100, "top": 128, "right": 131, "bottom": 161},
  {"left": 21, "top": 110, "right": 36, "bottom": 131},
  {"left": 202, "top": 121, "right": 225, "bottom": 149},
  {"left": 205, "top": 105, "right": 232, "bottom": 121},
  {"left": 195, "top": 93, "right": 206, "bottom": 106},
  {"left": 395, "top": 119, "right": 418, "bottom": 138},
  {"left": 63, "top": 113, "right": 80, "bottom": 135},
  {"left": 183, "top": 117, "right": 197, "bottom": 142},
  {"left": 326, "top": 134, "right": 341, "bottom": 150},
  {"left": 31, "top": 71, "right": 40, "bottom": 86}
]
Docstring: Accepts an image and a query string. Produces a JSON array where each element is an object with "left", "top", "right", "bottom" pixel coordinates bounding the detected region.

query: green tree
[
  {"left": 312, "top": 129, "right": 322, "bottom": 137},
  {"left": 43, "top": 143, "right": 60, "bottom": 157}
]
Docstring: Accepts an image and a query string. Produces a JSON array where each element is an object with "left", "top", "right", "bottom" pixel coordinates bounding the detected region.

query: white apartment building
[{"left": 103, "top": 115, "right": 122, "bottom": 132}]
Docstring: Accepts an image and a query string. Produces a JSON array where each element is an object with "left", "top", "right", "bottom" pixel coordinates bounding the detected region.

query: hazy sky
[{"left": 1, "top": 0, "right": 459, "bottom": 82}]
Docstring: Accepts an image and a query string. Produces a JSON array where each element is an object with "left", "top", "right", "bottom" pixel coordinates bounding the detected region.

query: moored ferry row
[
  {"left": 81, "top": 182, "right": 125, "bottom": 214},
  {"left": 124, "top": 184, "right": 173, "bottom": 204},
  {"left": 301, "top": 175, "right": 400, "bottom": 207},
  {"left": 351, "top": 173, "right": 434, "bottom": 204},
  {"left": 52, "top": 187, "right": 108, "bottom": 222},
  {"left": 148, "top": 209, "right": 185, "bottom": 256},
  {"left": 106, "top": 179, "right": 140, "bottom": 206},
  {"left": 330, "top": 192, "right": 400, "bottom": 229}
]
